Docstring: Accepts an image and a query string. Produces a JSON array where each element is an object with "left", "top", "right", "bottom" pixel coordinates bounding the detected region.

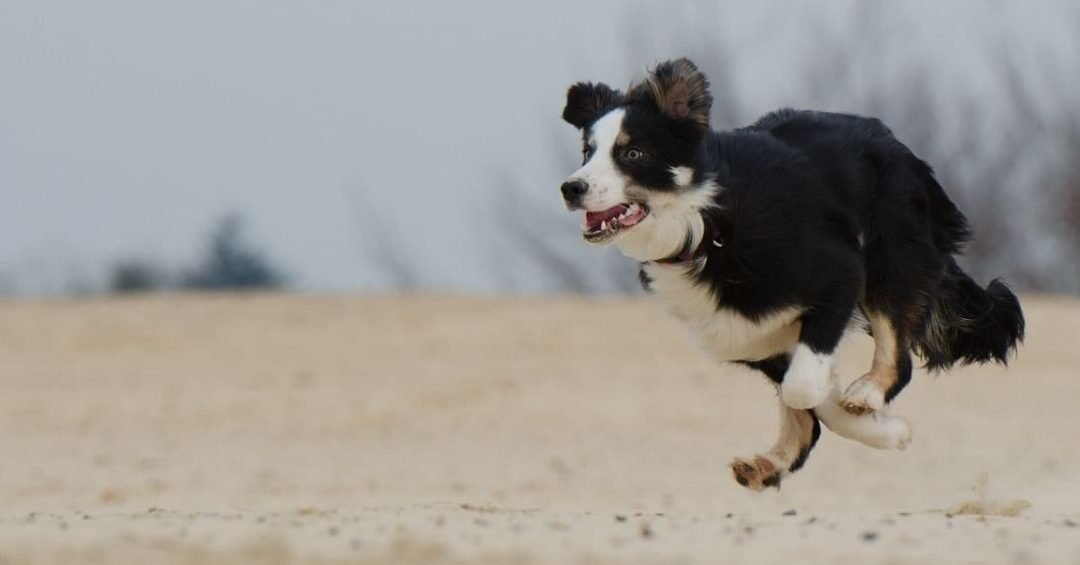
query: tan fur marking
[
  {"left": 868, "top": 312, "right": 899, "bottom": 380},
  {"left": 627, "top": 58, "right": 712, "bottom": 128},
  {"left": 841, "top": 313, "right": 899, "bottom": 415}
]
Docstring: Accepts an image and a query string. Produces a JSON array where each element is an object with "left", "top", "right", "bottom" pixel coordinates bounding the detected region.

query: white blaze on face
[{"left": 566, "top": 108, "right": 629, "bottom": 212}]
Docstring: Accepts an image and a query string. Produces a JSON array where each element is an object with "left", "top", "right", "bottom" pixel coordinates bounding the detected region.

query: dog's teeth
[{"left": 601, "top": 220, "right": 608, "bottom": 231}]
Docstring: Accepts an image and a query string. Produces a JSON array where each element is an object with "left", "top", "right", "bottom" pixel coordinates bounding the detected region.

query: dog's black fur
[
  {"left": 693, "top": 108, "right": 1024, "bottom": 375},
  {"left": 560, "top": 58, "right": 1025, "bottom": 486}
]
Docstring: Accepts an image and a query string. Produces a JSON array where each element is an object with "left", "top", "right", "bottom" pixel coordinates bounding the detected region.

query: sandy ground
[{"left": 1, "top": 293, "right": 1078, "bottom": 564}]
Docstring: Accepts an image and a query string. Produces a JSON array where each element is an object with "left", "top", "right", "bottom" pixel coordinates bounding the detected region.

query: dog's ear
[
  {"left": 633, "top": 58, "right": 712, "bottom": 128},
  {"left": 562, "top": 82, "right": 622, "bottom": 129}
]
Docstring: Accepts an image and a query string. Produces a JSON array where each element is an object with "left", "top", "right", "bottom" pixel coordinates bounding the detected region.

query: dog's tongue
[{"left": 585, "top": 205, "right": 628, "bottom": 228}]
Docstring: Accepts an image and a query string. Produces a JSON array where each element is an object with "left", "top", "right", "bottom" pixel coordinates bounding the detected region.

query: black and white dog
[{"left": 559, "top": 58, "right": 1025, "bottom": 490}]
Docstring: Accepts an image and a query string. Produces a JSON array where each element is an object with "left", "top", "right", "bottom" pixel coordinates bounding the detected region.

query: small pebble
[{"left": 861, "top": 531, "right": 878, "bottom": 542}]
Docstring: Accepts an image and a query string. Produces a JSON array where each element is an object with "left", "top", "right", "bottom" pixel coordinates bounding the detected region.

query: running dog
[{"left": 559, "top": 58, "right": 1024, "bottom": 490}]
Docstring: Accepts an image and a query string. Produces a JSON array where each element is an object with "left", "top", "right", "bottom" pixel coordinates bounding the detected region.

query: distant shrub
[
  {"left": 109, "top": 260, "right": 169, "bottom": 294},
  {"left": 180, "top": 214, "right": 286, "bottom": 291}
]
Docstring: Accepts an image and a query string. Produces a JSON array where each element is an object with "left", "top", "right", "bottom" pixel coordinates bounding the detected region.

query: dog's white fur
[
  {"left": 670, "top": 166, "right": 694, "bottom": 187},
  {"left": 566, "top": 109, "right": 630, "bottom": 213},
  {"left": 781, "top": 344, "right": 833, "bottom": 409},
  {"left": 644, "top": 262, "right": 803, "bottom": 363}
]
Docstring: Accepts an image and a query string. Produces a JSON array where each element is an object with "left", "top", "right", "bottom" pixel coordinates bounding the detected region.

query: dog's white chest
[{"left": 644, "top": 263, "right": 802, "bottom": 362}]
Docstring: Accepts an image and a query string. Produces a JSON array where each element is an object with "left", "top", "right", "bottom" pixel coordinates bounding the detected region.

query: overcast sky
[{"left": 2, "top": 1, "right": 1075, "bottom": 294}]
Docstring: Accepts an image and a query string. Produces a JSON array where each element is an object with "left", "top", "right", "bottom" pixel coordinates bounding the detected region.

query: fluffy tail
[{"left": 913, "top": 258, "right": 1025, "bottom": 371}]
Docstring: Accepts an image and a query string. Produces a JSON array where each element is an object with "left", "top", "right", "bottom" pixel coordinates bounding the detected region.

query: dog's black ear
[
  {"left": 562, "top": 82, "right": 622, "bottom": 129},
  {"left": 633, "top": 58, "right": 712, "bottom": 128}
]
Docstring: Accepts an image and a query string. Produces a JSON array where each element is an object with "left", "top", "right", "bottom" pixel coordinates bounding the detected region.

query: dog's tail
[
  {"left": 912, "top": 253, "right": 1025, "bottom": 371},
  {"left": 908, "top": 153, "right": 973, "bottom": 255},
  {"left": 898, "top": 153, "right": 1024, "bottom": 370}
]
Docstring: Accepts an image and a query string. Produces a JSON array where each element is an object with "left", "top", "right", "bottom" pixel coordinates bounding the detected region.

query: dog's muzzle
[{"left": 560, "top": 179, "right": 588, "bottom": 209}]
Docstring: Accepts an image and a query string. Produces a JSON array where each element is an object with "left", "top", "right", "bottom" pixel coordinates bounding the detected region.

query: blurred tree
[
  {"left": 352, "top": 186, "right": 422, "bottom": 290},
  {"left": 181, "top": 214, "right": 286, "bottom": 291},
  {"left": 0, "top": 271, "right": 13, "bottom": 295},
  {"left": 109, "top": 259, "right": 168, "bottom": 294}
]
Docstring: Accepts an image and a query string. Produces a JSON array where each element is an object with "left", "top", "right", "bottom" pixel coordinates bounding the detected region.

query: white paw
[
  {"left": 781, "top": 346, "right": 832, "bottom": 409},
  {"left": 816, "top": 396, "right": 913, "bottom": 450},
  {"left": 850, "top": 412, "right": 912, "bottom": 450},
  {"left": 840, "top": 377, "right": 886, "bottom": 415},
  {"left": 877, "top": 413, "right": 913, "bottom": 450}
]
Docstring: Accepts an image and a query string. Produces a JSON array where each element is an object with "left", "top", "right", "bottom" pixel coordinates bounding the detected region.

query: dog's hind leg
[
  {"left": 731, "top": 398, "right": 821, "bottom": 491},
  {"left": 733, "top": 356, "right": 821, "bottom": 490},
  {"left": 817, "top": 375, "right": 912, "bottom": 450},
  {"left": 848, "top": 163, "right": 944, "bottom": 413},
  {"left": 840, "top": 311, "right": 914, "bottom": 415}
]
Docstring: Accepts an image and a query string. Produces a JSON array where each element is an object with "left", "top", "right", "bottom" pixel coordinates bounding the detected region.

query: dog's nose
[{"left": 561, "top": 179, "right": 588, "bottom": 201}]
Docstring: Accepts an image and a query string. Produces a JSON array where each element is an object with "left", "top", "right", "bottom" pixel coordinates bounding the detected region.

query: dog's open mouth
[{"left": 582, "top": 203, "right": 649, "bottom": 242}]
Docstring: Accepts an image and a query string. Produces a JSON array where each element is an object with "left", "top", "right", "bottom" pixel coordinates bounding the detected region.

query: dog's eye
[
  {"left": 624, "top": 148, "right": 645, "bottom": 162},
  {"left": 582, "top": 146, "right": 595, "bottom": 163}
]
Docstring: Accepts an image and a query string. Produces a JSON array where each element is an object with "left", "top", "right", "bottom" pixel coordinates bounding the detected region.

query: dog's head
[{"left": 560, "top": 58, "right": 715, "bottom": 260}]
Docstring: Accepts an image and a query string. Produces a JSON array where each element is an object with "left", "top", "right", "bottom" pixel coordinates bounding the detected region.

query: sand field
[{"left": 1, "top": 293, "right": 1078, "bottom": 563}]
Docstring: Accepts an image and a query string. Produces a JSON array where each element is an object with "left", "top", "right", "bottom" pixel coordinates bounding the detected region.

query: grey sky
[{"left": 2, "top": 1, "right": 1075, "bottom": 294}]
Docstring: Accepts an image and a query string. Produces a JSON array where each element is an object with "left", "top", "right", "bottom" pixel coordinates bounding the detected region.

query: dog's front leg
[
  {"left": 780, "top": 302, "right": 854, "bottom": 409},
  {"left": 731, "top": 398, "right": 821, "bottom": 491},
  {"left": 733, "top": 355, "right": 822, "bottom": 490}
]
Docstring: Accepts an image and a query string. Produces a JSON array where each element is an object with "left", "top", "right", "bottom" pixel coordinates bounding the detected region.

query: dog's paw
[
  {"left": 878, "top": 413, "right": 913, "bottom": 450},
  {"left": 731, "top": 455, "right": 782, "bottom": 491},
  {"left": 823, "top": 409, "right": 912, "bottom": 450},
  {"left": 840, "top": 376, "right": 886, "bottom": 415}
]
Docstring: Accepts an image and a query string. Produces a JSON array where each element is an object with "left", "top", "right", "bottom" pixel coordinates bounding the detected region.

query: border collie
[{"left": 559, "top": 58, "right": 1025, "bottom": 490}]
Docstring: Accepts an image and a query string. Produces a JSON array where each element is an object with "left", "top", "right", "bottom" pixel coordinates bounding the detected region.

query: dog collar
[{"left": 653, "top": 238, "right": 724, "bottom": 265}]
